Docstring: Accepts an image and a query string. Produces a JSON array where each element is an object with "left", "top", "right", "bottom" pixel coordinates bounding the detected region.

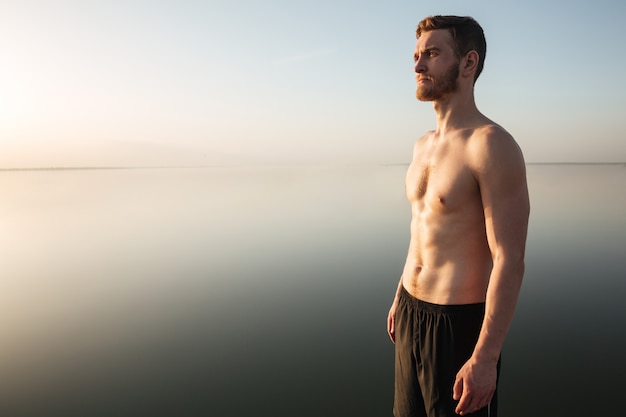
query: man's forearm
[
  {"left": 472, "top": 259, "right": 525, "bottom": 363},
  {"left": 394, "top": 276, "right": 403, "bottom": 299}
]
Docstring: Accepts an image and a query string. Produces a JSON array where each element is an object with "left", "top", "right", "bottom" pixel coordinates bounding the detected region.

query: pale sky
[{"left": 1, "top": 0, "right": 625, "bottom": 167}]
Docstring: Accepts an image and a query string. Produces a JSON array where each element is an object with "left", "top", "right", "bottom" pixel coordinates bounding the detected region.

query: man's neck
[{"left": 432, "top": 91, "right": 483, "bottom": 134}]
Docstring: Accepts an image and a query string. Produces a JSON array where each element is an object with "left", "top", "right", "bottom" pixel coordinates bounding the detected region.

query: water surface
[{"left": 0, "top": 164, "right": 624, "bottom": 416}]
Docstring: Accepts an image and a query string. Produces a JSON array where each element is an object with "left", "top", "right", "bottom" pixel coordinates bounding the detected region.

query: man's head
[{"left": 416, "top": 15, "right": 487, "bottom": 83}]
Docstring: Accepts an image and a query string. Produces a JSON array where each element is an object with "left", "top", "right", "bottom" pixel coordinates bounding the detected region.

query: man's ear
[{"left": 461, "top": 50, "right": 479, "bottom": 78}]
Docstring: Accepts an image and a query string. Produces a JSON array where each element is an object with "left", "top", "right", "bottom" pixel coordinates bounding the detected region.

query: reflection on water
[{"left": 0, "top": 164, "right": 624, "bottom": 416}]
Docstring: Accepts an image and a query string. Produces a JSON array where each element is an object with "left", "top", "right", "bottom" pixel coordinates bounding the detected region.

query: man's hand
[
  {"left": 453, "top": 357, "right": 497, "bottom": 415},
  {"left": 387, "top": 301, "right": 397, "bottom": 344}
]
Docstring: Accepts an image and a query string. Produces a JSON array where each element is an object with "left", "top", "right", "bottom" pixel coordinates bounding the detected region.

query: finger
[
  {"left": 476, "top": 389, "right": 495, "bottom": 411},
  {"left": 453, "top": 376, "right": 462, "bottom": 401},
  {"left": 387, "top": 317, "right": 395, "bottom": 343},
  {"left": 455, "top": 385, "right": 470, "bottom": 414},
  {"left": 464, "top": 389, "right": 493, "bottom": 415},
  {"left": 455, "top": 396, "right": 469, "bottom": 415},
  {"left": 467, "top": 385, "right": 492, "bottom": 411}
]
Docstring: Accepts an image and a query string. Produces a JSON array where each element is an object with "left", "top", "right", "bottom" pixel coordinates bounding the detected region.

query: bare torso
[{"left": 402, "top": 125, "right": 495, "bottom": 304}]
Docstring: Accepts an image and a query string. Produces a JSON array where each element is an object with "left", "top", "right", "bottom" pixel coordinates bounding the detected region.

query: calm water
[{"left": 0, "top": 164, "right": 624, "bottom": 416}]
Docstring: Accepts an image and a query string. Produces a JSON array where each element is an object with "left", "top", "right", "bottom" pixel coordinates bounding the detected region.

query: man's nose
[{"left": 414, "top": 56, "right": 426, "bottom": 74}]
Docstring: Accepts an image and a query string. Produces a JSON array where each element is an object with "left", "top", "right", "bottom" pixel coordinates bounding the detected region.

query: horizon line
[{"left": 0, "top": 162, "right": 625, "bottom": 172}]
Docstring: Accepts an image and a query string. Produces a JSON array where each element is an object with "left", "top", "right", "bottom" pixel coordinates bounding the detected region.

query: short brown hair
[{"left": 416, "top": 15, "right": 487, "bottom": 82}]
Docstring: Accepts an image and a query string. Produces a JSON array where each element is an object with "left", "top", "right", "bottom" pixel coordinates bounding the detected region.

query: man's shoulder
[
  {"left": 470, "top": 122, "right": 514, "bottom": 144},
  {"left": 467, "top": 122, "right": 523, "bottom": 164},
  {"left": 417, "top": 130, "right": 436, "bottom": 142},
  {"left": 412, "top": 130, "right": 436, "bottom": 152}
]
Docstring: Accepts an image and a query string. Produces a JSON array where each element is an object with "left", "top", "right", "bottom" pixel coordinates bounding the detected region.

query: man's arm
[
  {"left": 454, "top": 127, "right": 530, "bottom": 415},
  {"left": 387, "top": 276, "right": 404, "bottom": 343},
  {"left": 388, "top": 138, "right": 425, "bottom": 344}
]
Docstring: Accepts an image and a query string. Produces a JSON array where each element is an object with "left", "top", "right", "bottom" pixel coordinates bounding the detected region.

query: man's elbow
[{"left": 494, "top": 250, "right": 526, "bottom": 276}]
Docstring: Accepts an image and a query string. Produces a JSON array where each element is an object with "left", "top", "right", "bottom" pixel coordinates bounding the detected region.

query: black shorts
[{"left": 393, "top": 286, "right": 499, "bottom": 417}]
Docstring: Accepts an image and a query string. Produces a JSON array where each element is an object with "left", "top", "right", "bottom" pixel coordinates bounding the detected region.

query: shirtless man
[{"left": 387, "top": 16, "right": 530, "bottom": 417}]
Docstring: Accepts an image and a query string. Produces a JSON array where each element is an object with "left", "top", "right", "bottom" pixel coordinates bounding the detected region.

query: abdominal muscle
[{"left": 401, "top": 201, "right": 493, "bottom": 305}]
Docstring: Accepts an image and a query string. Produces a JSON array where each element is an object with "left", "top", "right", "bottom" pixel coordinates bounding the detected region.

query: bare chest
[{"left": 405, "top": 148, "right": 478, "bottom": 211}]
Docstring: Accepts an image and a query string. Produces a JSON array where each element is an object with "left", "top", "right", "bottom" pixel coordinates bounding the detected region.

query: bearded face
[{"left": 416, "top": 59, "right": 460, "bottom": 101}]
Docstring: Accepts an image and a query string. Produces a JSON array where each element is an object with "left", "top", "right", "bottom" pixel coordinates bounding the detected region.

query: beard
[{"left": 416, "top": 60, "right": 460, "bottom": 101}]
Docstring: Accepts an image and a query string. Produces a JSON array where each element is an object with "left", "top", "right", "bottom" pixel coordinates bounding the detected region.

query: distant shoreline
[
  {"left": 0, "top": 162, "right": 624, "bottom": 172},
  {"left": 0, "top": 166, "right": 208, "bottom": 172},
  {"left": 525, "top": 162, "right": 626, "bottom": 165}
]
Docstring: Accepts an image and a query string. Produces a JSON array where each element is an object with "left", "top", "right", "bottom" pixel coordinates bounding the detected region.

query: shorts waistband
[{"left": 400, "top": 285, "right": 485, "bottom": 315}]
